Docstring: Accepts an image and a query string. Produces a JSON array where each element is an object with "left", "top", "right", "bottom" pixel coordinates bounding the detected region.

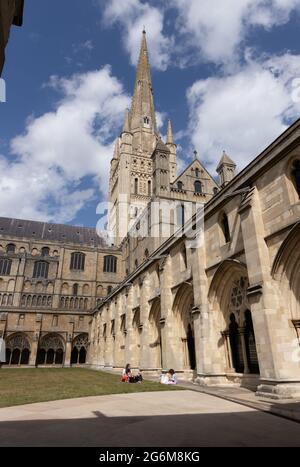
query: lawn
[{"left": 0, "top": 368, "right": 184, "bottom": 408}]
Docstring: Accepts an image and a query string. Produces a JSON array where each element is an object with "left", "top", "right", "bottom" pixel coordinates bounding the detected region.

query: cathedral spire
[{"left": 130, "top": 30, "right": 157, "bottom": 134}]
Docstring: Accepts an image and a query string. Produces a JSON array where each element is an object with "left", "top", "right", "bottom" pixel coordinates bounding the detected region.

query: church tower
[{"left": 108, "top": 30, "right": 171, "bottom": 245}]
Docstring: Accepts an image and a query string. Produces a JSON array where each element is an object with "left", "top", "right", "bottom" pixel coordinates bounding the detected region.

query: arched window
[
  {"left": 41, "top": 247, "right": 50, "bottom": 257},
  {"left": 229, "top": 313, "right": 244, "bottom": 373},
  {"left": 194, "top": 180, "right": 202, "bottom": 194},
  {"left": 107, "top": 285, "right": 113, "bottom": 295},
  {"left": 195, "top": 168, "right": 200, "bottom": 178},
  {"left": 6, "top": 244, "right": 16, "bottom": 254},
  {"left": 70, "top": 252, "right": 85, "bottom": 271},
  {"left": 73, "top": 283, "right": 78, "bottom": 296},
  {"left": 213, "top": 187, "right": 219, "bottom": 195},
  {"left": 33, "top": 261, "right": 49, "bottom": 279},
  {"left": 292, "top": 160, "right": 300, "bottom": 198},
  {"left": 148, "top": 180, "right": 151, "bottom": 196},
  {"left": 103, "top": 255, "right": 117, "bottom": 273},
  {"left": 221, "top": 213, "right": 230, "bottom": 243},
  {"left": 176, "top": 204, "right": 185, "bottom": 228},
  {"left": 134, "top": 178, "right": 138, "bottom": 195},
  {"left": 0, "top": 258, "right": 12, "bottom": 275},
  {"left": 177, "top": 181, "right": 183, "bottom": 190}
]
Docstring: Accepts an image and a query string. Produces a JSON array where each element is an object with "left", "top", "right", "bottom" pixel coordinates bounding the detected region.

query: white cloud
[
  {"left": 0, "top": 66, "right": 130, "bottom": 223},
  {"left": 102, "top": 0, "right": 172, "bottom": 70},
  {"left": 171, "top": 0, "right": 300, "bottom": 66},
  {"left": 187, "top": 53, "right": 300, "bottom": 174}
]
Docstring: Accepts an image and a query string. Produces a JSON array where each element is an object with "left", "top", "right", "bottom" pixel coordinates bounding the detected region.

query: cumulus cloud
[
  {"left": 102, "top": 0, "right": 173, "bottom": 70},
  {"left": 187, "top": 53, "right": 300, "bottom": 174},
  {"left": 171, "top": 0, "right": 300, "bottom": 66},
  {"left": 0, "top": 66, "right": 130, "bottom": 223}
]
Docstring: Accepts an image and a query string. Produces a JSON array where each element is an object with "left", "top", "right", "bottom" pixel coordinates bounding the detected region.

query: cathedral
[{"left": 2, "top": 31, "right": 300, "bottom": 400}]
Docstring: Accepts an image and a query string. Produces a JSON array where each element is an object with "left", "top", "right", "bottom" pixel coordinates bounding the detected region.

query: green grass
[{"left": 0, "top": 368, "right": 184, "bottom": 408}]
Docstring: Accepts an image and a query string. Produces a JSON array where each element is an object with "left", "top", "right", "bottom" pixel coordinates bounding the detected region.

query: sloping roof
[
  {"left": 0, "top": 217, "right": 107, "bottom": 248},
  {"left": 172, "top": 157, "right": 219, "bottom": 187}
]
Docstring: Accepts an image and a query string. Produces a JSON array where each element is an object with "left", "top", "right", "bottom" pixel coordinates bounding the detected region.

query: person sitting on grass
[
  {"left": 121, "top": 363, "right": 143, "bottom": 383},
  {"left": 160, "top": 369, "right": 177, "bottom": 385},
  {"left": 167, "top": 369, "right": 177, "bottom": 385}
]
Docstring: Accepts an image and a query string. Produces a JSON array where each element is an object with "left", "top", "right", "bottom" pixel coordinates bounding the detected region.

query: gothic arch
[
  {"left": 71, "top": 333, "right": 89, "bottom": 365},
  {"left": 208, "top": 259, "right": 259, "bottom": 376},
  {"left": 37, "top": 333, "right": 65, "bottom": 366},
  {"left": 271, "top": 221, "right": 300, "bottom": 321},
  {"left": 5, "top": 333, "right": 31, "bottom": 365},
  {"left": 172, "top": 283, "right": 196, "bottom": 371}
]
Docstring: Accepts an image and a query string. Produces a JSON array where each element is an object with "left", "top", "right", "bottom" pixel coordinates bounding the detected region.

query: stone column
[
  {"left": 159, "top": 255, "right": 177, "bottom": 370},
  {"left": 239, "top": 328, "right": 250, "bottom": 374},
  {"left": 104, "top": 304, "right": 114, "bottom": 368},
  {"left": 124, "top": 285, "right": 136, "bottom": 367},
  {"left": 29, "top": 334, "right": 38, "bottom": 367},
  {"left": 239, "top": 187, "right": 300, "bottom": 399},
  {"left": 64, "top": 336, "right": 72, "bottom": 368},
  {"left": 191, "top": 230, "right": 228, "bottom": 385},
  {"left": 139, "top": 275, "right": 152, "bottom": 371}
]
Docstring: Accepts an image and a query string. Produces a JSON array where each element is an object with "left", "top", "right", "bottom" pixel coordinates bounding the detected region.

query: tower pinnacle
[
  {"left": 122, "top": 109, "right": 131, "bottom": 133},
  {"left": 166, "top": 119, "right": 174, "bottom": 144}
]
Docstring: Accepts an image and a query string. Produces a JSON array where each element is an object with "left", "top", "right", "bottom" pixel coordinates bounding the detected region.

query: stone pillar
[
  {"left": 159, "top": 255, "right": 177, "bottom": 370},
  {"left": 104, "top": 304, "right": 114, "bottom": 368},
  {"left": 139, "top": 276, "right": 152, "bottom": 371},
  {"left": 124, "top": 285, "right": 136, "bottom": 367},
  {"left": 29, "top": 336, "right": 38, "bottom": 367},
  {"left": 239, "top": 328, "right": 250, "bottom": 374},
  {"left": 191, "top": 233, "right": 228, "bottom": 385},
  {"left": 64, "top": 336, "right": 72, "bottom": 368},
  {"left": 239, "top": 187, "right": 300, "bottom": 399}
]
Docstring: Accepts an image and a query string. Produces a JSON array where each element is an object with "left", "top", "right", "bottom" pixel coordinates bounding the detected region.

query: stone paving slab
[
  {"left": 0, "top": 390, "right": 300, "bottom": 446},
  {"left": 177, "top": 381, "right": 300, "bottom": 423}
]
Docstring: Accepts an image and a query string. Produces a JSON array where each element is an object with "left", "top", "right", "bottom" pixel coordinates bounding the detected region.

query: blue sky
[{"left": 1, "top": 0, "right": 300, "bottom": 228}]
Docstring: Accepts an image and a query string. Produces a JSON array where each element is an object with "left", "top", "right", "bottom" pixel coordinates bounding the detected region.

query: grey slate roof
[{"left": 0, "top": 217, "right": 107, "bottom": 248}]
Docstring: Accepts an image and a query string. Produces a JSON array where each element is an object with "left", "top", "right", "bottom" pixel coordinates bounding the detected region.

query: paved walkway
[
  {"left": 177, "top": 381, "right": 300, "bottom": 423},
  {"left": 1, "top": 390, "right": 300, "bottom": 447}
]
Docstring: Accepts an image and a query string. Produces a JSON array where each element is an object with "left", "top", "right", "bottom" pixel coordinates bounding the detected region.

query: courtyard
[
  {"left": 1, "top": 388, "right": 300, "bottom": 447},
  {"left": 0, "top": 368, "right": 181, "bottom": 408}
]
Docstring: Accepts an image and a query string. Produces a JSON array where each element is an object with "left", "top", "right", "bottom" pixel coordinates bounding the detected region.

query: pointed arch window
[
  {"left": 221, "top": 213, "right": 230, "bottom": 244},
  {"left": 73, "top": 283, "right": 79, "bottom": 296},
  {"left": 176, "top": 204, "right": 185, "bottom": 228},
  {"left": 195, "top": 168, "right": 200, "bottom": 178},
  {"left": 194, "top": 180, "right": 203, "bottom": 194},
  {"left": 177, "top": 181, "right": 183, "bottom": 191},
  {"left": 148, "top": 180, "right": 151, "bottom": 196},
  {"left": 292, "top": 160, "right": 300, "bottom": 198}
]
